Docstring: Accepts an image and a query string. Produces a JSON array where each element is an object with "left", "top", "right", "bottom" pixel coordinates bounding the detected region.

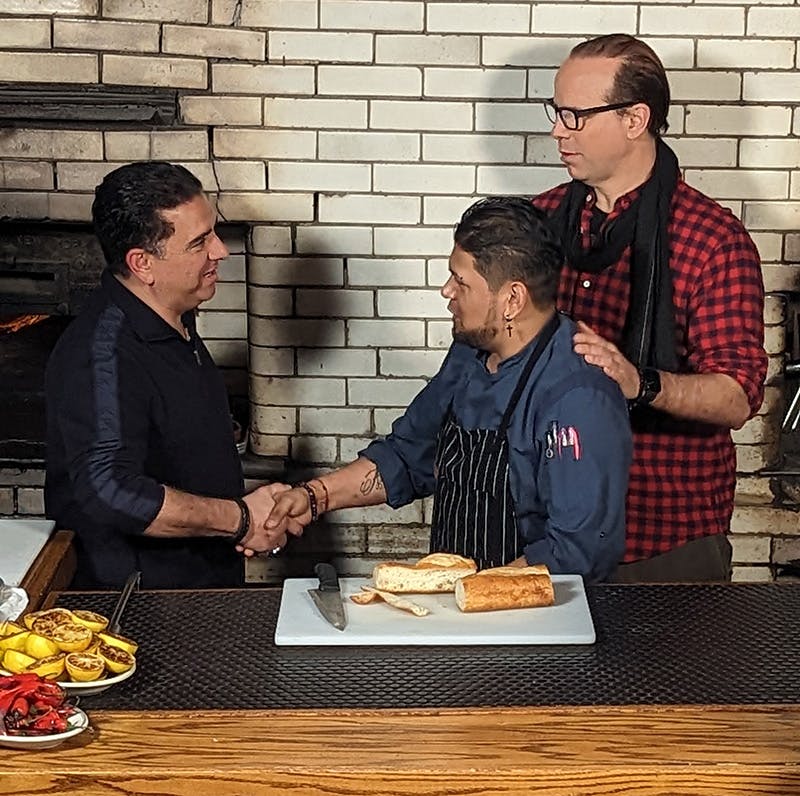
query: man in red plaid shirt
[{"left": 533, "top": 34, "right": 766, "bottom": 582}]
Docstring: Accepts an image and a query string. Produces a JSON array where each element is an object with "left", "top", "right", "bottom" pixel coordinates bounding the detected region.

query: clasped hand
[{"left": 237, "top": 483, "right": 316, "bottom": 557}]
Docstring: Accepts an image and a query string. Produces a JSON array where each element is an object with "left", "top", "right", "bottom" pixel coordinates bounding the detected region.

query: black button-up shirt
[{"left": 45, "top": 270, "right": 244, "bottom": 589}]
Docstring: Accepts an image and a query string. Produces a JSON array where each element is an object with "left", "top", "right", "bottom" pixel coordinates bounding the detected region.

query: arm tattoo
[{"left": 359, "top": 466, "right": 384, "bottom": 497}]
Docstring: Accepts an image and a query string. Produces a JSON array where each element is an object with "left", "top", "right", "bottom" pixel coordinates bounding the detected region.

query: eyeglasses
[{"left": 543, "top": 98, "right": 637, "bottom": 131}]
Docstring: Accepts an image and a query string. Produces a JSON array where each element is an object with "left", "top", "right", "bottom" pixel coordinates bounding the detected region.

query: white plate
[
  {"left": 0, "top": 662, "right": 136, "bottom": 697},
  {"left": 60, "top": 662, "right": 137, "bottom": 696},
  {"left": 0, "top": 706, "right": 89, "bottom": 750}
]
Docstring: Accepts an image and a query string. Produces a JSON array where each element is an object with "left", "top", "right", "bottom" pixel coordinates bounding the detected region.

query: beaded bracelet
[
  {"left": 310, "top": 478, "right": 330, "bottom": 513},
  {"left": 297, "top": 482, "right": 319, "bottom": 522},
  {"left": 230, "top": 497, "right": 251, "bottom": 545}
]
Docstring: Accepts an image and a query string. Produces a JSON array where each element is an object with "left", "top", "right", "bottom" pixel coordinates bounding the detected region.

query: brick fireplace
[{"left": 0, "top": 0, "right": 798, "bottom": 581}]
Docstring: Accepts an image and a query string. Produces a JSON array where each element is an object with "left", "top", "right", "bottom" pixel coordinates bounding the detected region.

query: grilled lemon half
[
  {"left": 98, "top": 631, "right": 138, "bottom": 655},
  {"left": 50, "top": 622, "right": 93, "bottom": 653},
  {"left": 71, "top": 609, "right": 109, "bottom": 633},
  {"left": 97, "top": 642, "right": 135, "bottom": 674},
  {"left": 25, "top": 653, "right": 66, "bottom": 680},
  {"left": 22, "top": 608, "right": 74, "bottom": 631},
  {"left": 65, "top": 652, "right": 106, "bottom": 682}
]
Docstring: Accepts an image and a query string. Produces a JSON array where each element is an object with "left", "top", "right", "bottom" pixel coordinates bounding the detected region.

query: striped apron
[{"left": 430, "top": 313, "right": 559, "bottom": 569}]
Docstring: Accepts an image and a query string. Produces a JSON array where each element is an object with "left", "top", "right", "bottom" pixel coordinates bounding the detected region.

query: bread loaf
[
  {"left": 454, "top": 567, "right": 555, "bottom": 612},
  {"left": 474, "top": 564, "right": 550, "bottom": 578},
  {"left": 373, "top": 553, "right": 477, "bottom": 593}
]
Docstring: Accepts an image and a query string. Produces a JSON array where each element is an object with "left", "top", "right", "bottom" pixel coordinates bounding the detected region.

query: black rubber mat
[{"left": 55, "top": 583, "right": 800, "bottom": 710}]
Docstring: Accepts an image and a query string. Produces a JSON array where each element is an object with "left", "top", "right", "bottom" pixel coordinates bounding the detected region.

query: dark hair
[
  {"left": 570, "top": 34, "right": 670, "bottom": 136},
  {"left": 454, "top": 197, "right": 563, "bottom": 309},
  {"left": 92, "top": 161, "right": 204, "bottom": 276}
]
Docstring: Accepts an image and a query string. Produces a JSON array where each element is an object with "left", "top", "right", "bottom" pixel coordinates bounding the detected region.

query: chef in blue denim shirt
[{"left": 263, "top": 197, "right": 632, "bottom": 581}]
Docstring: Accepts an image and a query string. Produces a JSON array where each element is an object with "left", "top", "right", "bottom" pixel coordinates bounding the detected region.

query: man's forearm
[
  {"left": 144, "top": 485, "right": 240, "bottom": 539},
  {"left": 314, "top": 457, "right": 387, "bottom": 514},
  {"left": 651, "top": 371, "right": 752, "bottom": 429},
  {"left": 572, "top": 322, "right": 756, "bottom": 429}
]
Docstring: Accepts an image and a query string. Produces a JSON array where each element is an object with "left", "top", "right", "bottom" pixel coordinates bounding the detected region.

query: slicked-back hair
[
  {"left": 570, "top": 34, "right": 670, "bottom": 136},
  {"left": 92, "top": 161, "right": 204, "bottom": 276},
  {"left": 454, "top": 197, "right": 563, "bottom": 310}
]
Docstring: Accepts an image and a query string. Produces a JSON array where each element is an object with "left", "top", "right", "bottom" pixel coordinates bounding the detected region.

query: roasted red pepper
[{"left": 0, "top": 673, "right": 75, "bottom": 736}]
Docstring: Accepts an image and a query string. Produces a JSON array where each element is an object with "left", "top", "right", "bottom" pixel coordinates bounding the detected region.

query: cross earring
[{"left": 504, "top": 314, "right": 513, "bottom": 338}]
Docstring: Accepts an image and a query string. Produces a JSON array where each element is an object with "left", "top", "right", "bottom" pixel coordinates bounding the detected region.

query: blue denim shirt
[{"left": 362, "top": 313, "right": 632, "bottom": 581}]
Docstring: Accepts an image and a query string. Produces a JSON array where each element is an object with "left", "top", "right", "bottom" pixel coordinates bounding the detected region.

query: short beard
[{"left": 452, "top": 307, "right": 501, "bottom": 351}]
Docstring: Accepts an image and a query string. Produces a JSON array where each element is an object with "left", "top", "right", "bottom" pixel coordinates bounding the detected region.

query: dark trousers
[{"left": 608, "top": 533, "right": 732, "bottom": 584}]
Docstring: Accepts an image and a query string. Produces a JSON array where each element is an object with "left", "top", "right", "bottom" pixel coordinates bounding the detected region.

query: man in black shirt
[{"left": 45, "top": 162, "right": 289, "bottom": 589}]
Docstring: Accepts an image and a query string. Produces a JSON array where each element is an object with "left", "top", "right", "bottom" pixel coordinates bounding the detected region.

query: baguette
[
  {"left": 474, "top": 564, "right": 550, "bottom": 578},
  {"left": 373, "top": 553, "right": 477, "bottom": 593},
  {"left": 454, "top": 567, "right": 555, "bottom": 612}
]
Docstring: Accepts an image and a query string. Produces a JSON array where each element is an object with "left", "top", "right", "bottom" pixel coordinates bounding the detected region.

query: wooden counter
[
  {"left": 3, "top": 583, "right": 799, "bottom": 795},
  {"left": 1, "top": 704, "right": 799, "bottom": 795}
]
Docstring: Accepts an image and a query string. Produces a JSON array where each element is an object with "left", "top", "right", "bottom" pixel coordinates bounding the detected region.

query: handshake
[
  {"left": 236, "top": 480, "right": 324, "bottom": 557},
  {"left": 235, "top": 459, "right": 386, "bottom": 557}
]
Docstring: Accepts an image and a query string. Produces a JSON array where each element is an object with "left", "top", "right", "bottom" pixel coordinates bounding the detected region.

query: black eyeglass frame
[{"left": 543, "top": 98, "right": 638, "bottom": 131}]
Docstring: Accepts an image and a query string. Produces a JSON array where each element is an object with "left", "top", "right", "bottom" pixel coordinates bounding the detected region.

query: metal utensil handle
[{"left": 108, "top": 571, "right": 141, "bottom": 634}]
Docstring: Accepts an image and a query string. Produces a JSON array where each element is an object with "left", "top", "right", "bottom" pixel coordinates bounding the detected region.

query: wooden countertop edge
[
  {"left": 2, "top": 706, "right": 798, "bottom": 796},
  {"left": 1, "top": 704, "right": 798, "bottom": 771}
]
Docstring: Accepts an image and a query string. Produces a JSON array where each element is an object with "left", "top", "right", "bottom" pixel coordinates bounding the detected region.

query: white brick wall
[
  {"left": 0, "top": 52, "right": 96, "bottom": 83},
  {"left": 165, "top": 25, "right": 265, "bottom": 61},
  {"left": 534, "top": 5, "right": 636, "bottom": 35},
  {"left": 298, "top": 348, "right": 376, "bottom": 376},
  {"left": 319, "top": 65, "right": 421, "bottom": 96},
  {"left": 103, "top": 54, "right": 206, "bottom": 89},
  {"left": 295, "top": 225, "right": 373, "bottom": 254},
  {"left": 319, "top": 195, "right": 420, "bottom": 224},
  {"left": 0, "top": 162, "right": 53, "bottom": 190},
  {"left": 348, "top": 319, "right": 426, "bottom": 347},
  {"left": 213, "top": 63, "right": 314, "bottom": 94},
  {"left": 103, "top": 0, "right": 204, "bottom": 23},
  {"left": 371, "top": 100, "right": 472, "bottom": 130},
  {"left": 55, "top": 19, "right": 160, "bottom": 52},
  {"left": 214, "top": 130, "right": 316, "bottom": 160},
  {"left": 348, "top": 259, "right": 427, "bottom": 287},
  {"left": 376, "top": 34, "right": 479, "bottom": 65},
  {"left": 0, "top": 0, "right": 797, "bottom": 579},
  {"left": 321, "top": 1, "right": 422, "bottom": 31},
  {"left": 212, "top": 0, "right": 318, "bottom": 28},
  {"left": 4, "top": 1, "right": 95, "bottom": 15},
  {"left": 640, "top": 6, "right": 744, "bottom": 36},
  {"left": 0, "top": 19, "right": 50, "bottom": 49},
  {"left": 269, "top": 31, "right": 373, "bottom": 63},
  {"left": 429, "top": 3, "right": 531, "bottom": 34}
]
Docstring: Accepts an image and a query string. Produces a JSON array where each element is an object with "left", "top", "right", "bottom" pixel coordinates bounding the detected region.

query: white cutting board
[
  {"left": 0, "top": 518, "right": 55, "bottom": 587},
  {"left": 274, "top": 575, "right": 595, "bottom": 646}
]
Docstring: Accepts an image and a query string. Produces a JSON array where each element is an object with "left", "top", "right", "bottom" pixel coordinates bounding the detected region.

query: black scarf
[{"left": 548, "top": 138, "right": 680, "bottom": 372}]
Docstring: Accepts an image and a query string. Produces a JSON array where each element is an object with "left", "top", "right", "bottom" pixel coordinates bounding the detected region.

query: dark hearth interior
[
  {"left": 0, "top": 223, "right": 104, "bottom": 464},
  {"left": 0, "top": 314, "right": 72, "bottom": 462}
]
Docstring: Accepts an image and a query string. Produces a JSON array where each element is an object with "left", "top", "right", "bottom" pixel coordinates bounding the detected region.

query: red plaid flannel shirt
[{"left": 534, "top": 179, "right": 766, "bottom": 561}]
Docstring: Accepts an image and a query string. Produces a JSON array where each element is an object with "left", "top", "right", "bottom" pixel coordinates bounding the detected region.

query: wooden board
[{"left": 275, "top": 574, "right": 595, "bottom": 646}]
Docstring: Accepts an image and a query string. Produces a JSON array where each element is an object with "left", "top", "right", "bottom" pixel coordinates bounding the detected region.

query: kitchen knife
[{"left": 308, "top": 563, "right": 347, "bottom": 631}]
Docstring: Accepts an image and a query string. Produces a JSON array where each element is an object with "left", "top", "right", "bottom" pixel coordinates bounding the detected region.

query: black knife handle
[
  {"left": 108, "top": 570, "right": 141, "bottom": 634},
  {"left": 314, "top": 562, "right": 340, "bottom": 591}
]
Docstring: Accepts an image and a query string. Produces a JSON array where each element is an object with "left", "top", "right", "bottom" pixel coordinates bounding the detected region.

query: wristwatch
[{"left": 632, "top": 367, "right": 661, "bottom": 407}]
